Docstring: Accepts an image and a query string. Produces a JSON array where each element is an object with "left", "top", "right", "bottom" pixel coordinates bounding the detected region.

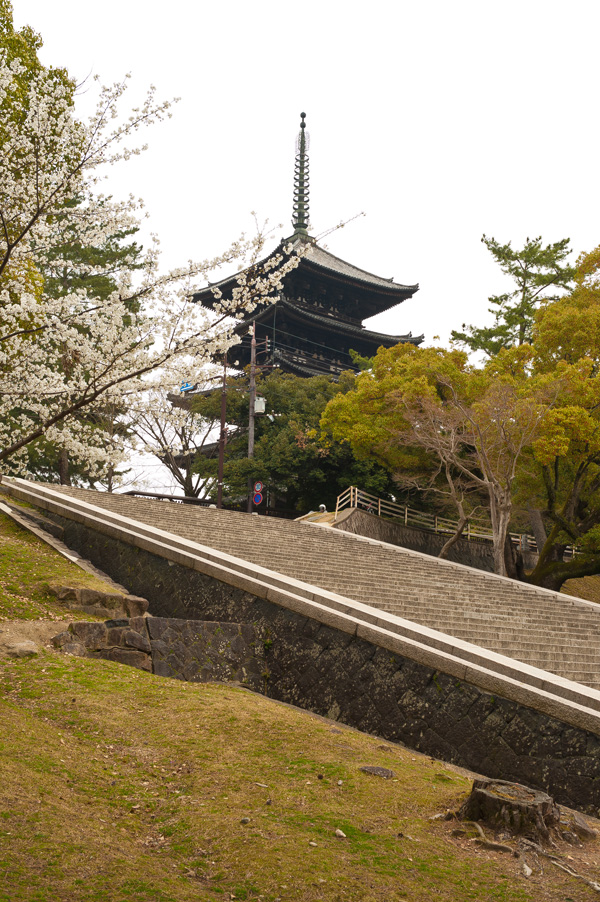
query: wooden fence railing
[{"left": 334, "top": 486, "right": 539, "bottom": 551}]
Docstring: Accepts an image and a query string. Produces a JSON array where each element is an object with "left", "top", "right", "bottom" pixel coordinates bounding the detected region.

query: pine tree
[{"left": 451, "top": 235, "right": 575, "bottom": 357}]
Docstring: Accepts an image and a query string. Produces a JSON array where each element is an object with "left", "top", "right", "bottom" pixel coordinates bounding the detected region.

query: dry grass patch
[
  {"left": 1, "top": 652, "right": 599, "bottom": 902},
  {"left": 562, "top": 575, "right": 600, "bottom": 605},
  {"left": 0, "top": 511, "right": 121, "bottom": 621}
]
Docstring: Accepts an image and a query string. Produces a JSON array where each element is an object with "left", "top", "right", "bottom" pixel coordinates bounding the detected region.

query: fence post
[
  {"left": 405, "top": 507, "right": 408, "bottom": 526},
  {"left": 434, "top": 515, "right": 438, "bottom": 533},
  {"left": 378, "top": 498, "right": 381, "bottom": 517}
]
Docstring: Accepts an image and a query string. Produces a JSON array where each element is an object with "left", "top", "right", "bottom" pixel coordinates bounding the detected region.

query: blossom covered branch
[{"left": 0, "top": 52, "right": 303, "bottom": 475}]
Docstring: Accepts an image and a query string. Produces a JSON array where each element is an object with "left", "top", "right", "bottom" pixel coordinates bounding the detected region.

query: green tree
[
  {"left": 320, "top": 245, "right": 600, "bottom": 589},
  {"left": 192, "top": 370, "right": 397, "bottom": 512},
  {"left": 451, "top": 235, "right": 575, "bottom": 357},
  {"left": 514, "top": 245, "right": 600, "bottom": 590},
  {"left": 41, "top": 195, "right": 144, "bottom": 306},
  {"left": 322, "top": 343, "right": 556, "bottom": 577}
]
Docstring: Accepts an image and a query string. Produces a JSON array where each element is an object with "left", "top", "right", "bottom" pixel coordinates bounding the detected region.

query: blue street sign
[
  {"left": 253, "top": 492, "right": 263, "bottom": 505},
  {"left": 180, "top": 382, "right": 194, "bottom": 392}
]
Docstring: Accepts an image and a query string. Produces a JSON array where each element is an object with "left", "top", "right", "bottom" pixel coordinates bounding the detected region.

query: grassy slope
[
  {"left": 563, "top": 575, "right": 600, "bottom": 604},
  {"left": 0, "top": 512, "right": 599, "bottom": 901},
  {"left": 0, "top": 511, "right": 122, "bottom": 621}
]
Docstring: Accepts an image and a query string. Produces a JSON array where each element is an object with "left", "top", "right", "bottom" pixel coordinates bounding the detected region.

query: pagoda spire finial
[{"left": 292, "top": 111, "right": 310, "bottom": 237}]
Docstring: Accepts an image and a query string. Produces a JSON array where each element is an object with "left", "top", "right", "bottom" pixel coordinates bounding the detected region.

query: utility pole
[
  {"left": 216, "top": 352, "right": 227, "bottom": 510},
  {"left": 247, "top": 323, "right": 256, "bottom": 513}
]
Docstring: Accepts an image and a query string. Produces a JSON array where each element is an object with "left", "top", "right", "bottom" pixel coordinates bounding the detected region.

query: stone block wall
[
  {"left": 48, "top": 585, "right": 149, "bottom": 620},
  {"left": 53, "top": 615, "right": 264, "bottom": 689},
  {"left": 148, "top": 617, "right": 263, "bottom": 685},
  {"left": 333, "top": 509, "right": 539, "bottom": 573},
  {"left": 45, "top": 509, "right": 600, "bottom": 815},
  {"left": 333, "top": 509, "right": 496, "bottom": 570}
]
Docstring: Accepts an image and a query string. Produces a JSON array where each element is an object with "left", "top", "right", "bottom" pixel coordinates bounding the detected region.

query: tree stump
[{"left": 459, "top": 778, "right": 560, "bottom": 842}]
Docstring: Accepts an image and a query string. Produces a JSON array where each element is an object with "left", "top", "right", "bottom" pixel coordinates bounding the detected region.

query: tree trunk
[
  {"left": 58, "top": 449, "right": 71, "bottom": 486},
  {"left": 527, "top": 523, "right": 572, "bottom": 589},
  {"left": 459, "top": 778, "right": 560, "bottom": 843},
  {"left": 488, "top": 485, "right": 513, "bottom": 577},
  {"left": 503, "top": 533, "right": 524, "bottom": 581},
  {"left": 527, "top": 553, "right": 600, "bottom": 592},
  {"left": 438, "top": 516, "right": 468, "bottom": 560},
  {"left": 491, "top": 508, "right": 512, "bottom": 577},
  {"left": 526, "top": 502, "right": 547, "bottom": 554}
]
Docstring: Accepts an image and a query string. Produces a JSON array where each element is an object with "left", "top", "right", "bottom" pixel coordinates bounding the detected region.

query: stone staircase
[{"left": 22, "top": 483, "right": 600, "bottom": 692}]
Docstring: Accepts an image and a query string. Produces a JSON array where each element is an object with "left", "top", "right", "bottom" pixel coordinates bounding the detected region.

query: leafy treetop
[{"left": 451, "top": 235, "right": 575, "bottom": 357}]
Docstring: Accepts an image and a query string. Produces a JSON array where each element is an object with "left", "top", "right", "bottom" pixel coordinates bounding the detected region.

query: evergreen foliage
[
  {"left": 451, "top": 235, "right": 575, "bottom": 357},
  {"left": 191, "top": 370, "right": 397, "bottom": 512}
]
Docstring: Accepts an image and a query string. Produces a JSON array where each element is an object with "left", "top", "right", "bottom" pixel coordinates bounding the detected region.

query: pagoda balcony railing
[
  {"left": 280, "top": 292, "right": 362, "bottom": 326},
  {"left": 334, "top": 486, "right": 577, "bottom": 558},
  {"left": 273, "top": 347, "right": 348, "bottom": 375}
]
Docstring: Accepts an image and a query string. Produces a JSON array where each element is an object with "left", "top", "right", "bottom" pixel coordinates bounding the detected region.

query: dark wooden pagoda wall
[
  {"left": 230, "top": 263, "right": 416, "bottom": 379},
  {"left": 287, "top": 272, "right": 365, "bottom": 324}
]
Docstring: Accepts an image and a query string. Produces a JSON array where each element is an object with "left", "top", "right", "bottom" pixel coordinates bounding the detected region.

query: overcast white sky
[{"left": 13, "top": 0, "right": 599, "bottom": 348}]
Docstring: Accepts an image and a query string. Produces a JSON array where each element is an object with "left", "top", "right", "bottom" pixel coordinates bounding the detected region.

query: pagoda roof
[
  {"left": 292, "top": 235, "right": 418, "bottom": 296},
  {"left": 192, "top": 234, "right": 418, "bottom": 315},
  {"left": 237, "top": 296, "right": 423, "bottom": 348}
]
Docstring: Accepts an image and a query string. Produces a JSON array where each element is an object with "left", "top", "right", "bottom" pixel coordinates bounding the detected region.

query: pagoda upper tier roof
[
  {"left": 237, "top": 296, "right": 423, "bottom": 348},
  {"left": 193, "top": 233, "right": 419, "bottom": 318},
  {"left": 297, "top": 237, "right": 417, "bottom": 296}
]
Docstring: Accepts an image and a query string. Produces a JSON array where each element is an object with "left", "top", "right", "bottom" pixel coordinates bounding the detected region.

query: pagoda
[{"left": 193, "top": 113, "right": 423, "bottom": 378}]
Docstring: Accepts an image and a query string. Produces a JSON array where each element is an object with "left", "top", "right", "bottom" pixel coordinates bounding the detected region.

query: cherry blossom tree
[
  {"left": 0, "top": 36, "right": 301, "bottom": 477},
  {"left": 129, "top": 367, "right": 221, "bottom": 498}
]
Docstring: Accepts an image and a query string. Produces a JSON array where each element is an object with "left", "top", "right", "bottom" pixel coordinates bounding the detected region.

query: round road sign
[{"left": 253, "top": 492, "right": 263, "bottom": 505}]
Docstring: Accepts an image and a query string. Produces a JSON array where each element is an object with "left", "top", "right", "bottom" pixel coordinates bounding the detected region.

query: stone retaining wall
[
  {"left": 44, "top": 509, "right": 600, "bottom": 816},
  {"left": 333, "top": 509, "right": 539, "bottom": 572},
  {"left": 53, "top": 615, "right": 264, "bottom": 689}
]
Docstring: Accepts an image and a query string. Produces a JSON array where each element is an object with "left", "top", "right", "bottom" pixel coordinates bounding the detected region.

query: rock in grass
[
  {"left": 240, "top": 817, "right": 251, "bottom": 825},
  {"left": 47, "top": 585, "right": 78, "bottom": 601},
  {"left": 51, "top": 631, "right": 71, "bottom": 648},
  {"left": 61, "top": 641, "right": 89, "bottom": 657},
  {"left": 359, "top": 766, "right": 395, "bottom": 780},
  {"left": 69, "top": 621, "right": 108, "bottom": 648},
  {"left": 6, "top": 640, "right": 38, "bottom": 658},
  {"left": 560, "top": 809, "right": 597, "bottom": 842},
  {"left": 124, "top": 595, "right": 150, "bottom": 617},
  {"left": 335, "top": 828, "right": 346, "bottom": 838}
]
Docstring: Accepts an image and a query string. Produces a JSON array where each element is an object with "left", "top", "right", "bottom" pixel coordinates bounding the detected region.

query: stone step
[
  {"left": 376, "top": 607, "right": 597, "bottom": 631},
  {"left": 366, "top": 610, "right": 598, "bottom": 637},
  {"left": 26, "top": 484, "right": 600, "bottom": 690}
]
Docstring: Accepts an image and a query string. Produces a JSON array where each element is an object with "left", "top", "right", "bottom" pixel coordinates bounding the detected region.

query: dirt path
[{"left": 0, "top": 619, "right": 68, "bottom": 658}]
